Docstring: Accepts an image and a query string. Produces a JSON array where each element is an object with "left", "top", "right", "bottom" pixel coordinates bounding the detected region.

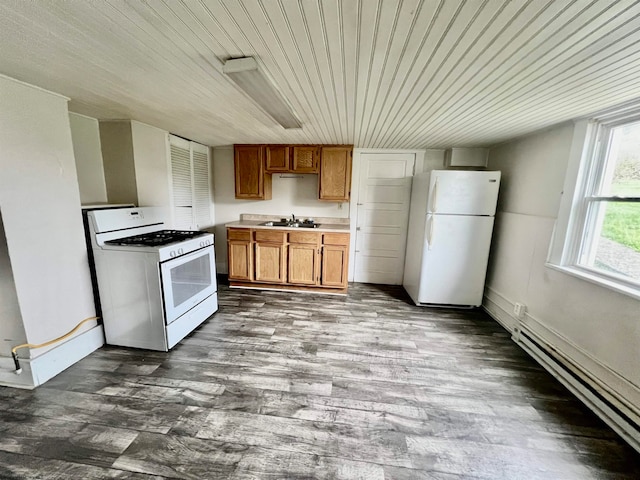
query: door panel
[
  {"left": 354, "top": 153, "right": 414, "bottom": 284},
  {"left": 365, "top": 184, "right": 411, "bottom": 204}
]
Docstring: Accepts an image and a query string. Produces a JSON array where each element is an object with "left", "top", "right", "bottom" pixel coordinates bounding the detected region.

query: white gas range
[{"left": 85, "top": 207, "right": 218, "bottom": 351}]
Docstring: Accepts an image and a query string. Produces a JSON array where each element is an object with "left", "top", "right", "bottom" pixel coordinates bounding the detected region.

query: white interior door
[{"left": 354, "top": 153, "right": 415, "bottom": 284}]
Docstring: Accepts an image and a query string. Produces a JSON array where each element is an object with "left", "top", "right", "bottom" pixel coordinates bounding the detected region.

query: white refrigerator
[{"left": 403, "top": 170, "right": 501, "bottom": 307}]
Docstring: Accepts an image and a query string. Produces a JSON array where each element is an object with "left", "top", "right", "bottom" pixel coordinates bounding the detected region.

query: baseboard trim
[
  {"left": 30, "top": 325, "right": 104, "bottom": 386},
  {"left": 229, "top": 281, "right": 347, "bottom": 295},
  {"left": 0, "top": 357, "right": 36, "bottom": 389}
]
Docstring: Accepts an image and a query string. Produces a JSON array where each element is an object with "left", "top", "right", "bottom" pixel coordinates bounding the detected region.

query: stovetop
[{"left": 105, "top": 230, "right": 208, "bottom": 247}]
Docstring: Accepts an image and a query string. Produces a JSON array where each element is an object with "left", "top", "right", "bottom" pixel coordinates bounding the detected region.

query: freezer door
[
  {"left": 427, "top": 170, "right": 500, "bottom": 216},
  {"left": 418, "top": 214, "right": 495, "bottom": 306}
]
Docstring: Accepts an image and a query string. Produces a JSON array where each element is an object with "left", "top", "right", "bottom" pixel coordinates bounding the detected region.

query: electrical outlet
[{"left": 513, "top": 303, "right": 527, "bottom": 319}]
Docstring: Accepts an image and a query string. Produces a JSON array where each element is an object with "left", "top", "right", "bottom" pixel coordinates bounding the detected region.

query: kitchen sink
[
  {"left": 261, "top": 221, "right": 290, "bottom": 227},
  {"left": 260, "top": 221, "right": 320, "bottom": 228}
]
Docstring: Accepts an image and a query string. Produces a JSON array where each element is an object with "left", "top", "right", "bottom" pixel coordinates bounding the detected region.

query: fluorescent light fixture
[{"left": 223, "top": 57, "right": 302, "bottom": 129}]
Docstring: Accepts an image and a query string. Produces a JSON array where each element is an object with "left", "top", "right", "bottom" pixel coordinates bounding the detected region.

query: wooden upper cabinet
[
  {"left": 234, "top": 145, "right": 272, "bottom": 199},
  {"left": 265, "top": 145, "right": 290, "bottom": 172},
  {"left": 234, "top": 144, "right": 351, "bottom": 201},
  {"left": 292, "top": 146, "right": 319, "bottom": 173},
  {"left": 319, "top": 146, "right": 353, "bottom": 202},
  {"left": 265, "top": 145, "right": 318, "bottom": 173}
]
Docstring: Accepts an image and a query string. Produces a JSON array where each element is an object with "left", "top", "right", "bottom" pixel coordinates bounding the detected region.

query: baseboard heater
[{"left": 512, "top": 325, "right": 640, "bottom": 453}]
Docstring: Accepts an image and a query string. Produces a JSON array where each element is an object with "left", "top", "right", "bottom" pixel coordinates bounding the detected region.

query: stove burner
[{"left": 105, "top": 230, "right": 207, "bottom": 247}]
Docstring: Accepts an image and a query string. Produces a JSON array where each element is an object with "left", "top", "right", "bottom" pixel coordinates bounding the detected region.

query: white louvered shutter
[
  {"left": 192, "top": 147, "right": 211, "bottom": 229},
  {"left": 170, "top": 140, "right": 193, "bottom": 230}
]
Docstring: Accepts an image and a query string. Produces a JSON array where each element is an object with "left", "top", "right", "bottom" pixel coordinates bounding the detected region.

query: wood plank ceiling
[{"left": 2, "top": 0, "right": 640, "bottom": 149}]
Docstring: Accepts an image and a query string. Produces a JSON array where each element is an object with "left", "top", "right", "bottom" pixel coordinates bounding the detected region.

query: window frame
[{"left": 548, "top": 109, "right": 640, "bottom": 300}]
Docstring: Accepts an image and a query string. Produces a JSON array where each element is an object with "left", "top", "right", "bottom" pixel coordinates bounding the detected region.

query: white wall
[
  {"left": 484, "top": 122, "right": 640, "bottom": 412},
  {"left": 0, "top": 212, "right": 26, "bottom": 354},
  {"left": 417, "top": 149, "right": 445, "bottom": 173},
  {"left": 0, "top": 75, "right": 99, "bottom": 385},
  {"left": 99, "top": 121, "right": 138, "bottom": 205},
  {"left": 131, "top": 120, "right": 171, "bottom": 209},
  {"left": 212, "top": 146, "right": 348, "bottom": 273},
  {"left": 69, "top": 113, "right": 107, "bottom": 204}
]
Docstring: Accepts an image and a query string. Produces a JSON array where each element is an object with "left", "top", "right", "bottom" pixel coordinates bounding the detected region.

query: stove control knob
[
  {"left": 170, "top": 251, "right": 176, "bottom": 258},
  {"left": 178, "top": 248, "right": 184, "bottom": 255},
  {"left": 200, "top": 241, "right": 205, "bottom": 247}
]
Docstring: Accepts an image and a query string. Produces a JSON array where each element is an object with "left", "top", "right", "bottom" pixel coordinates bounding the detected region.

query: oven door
[{"left": 160, "top": 246, "right": 217, "bottom": 325}]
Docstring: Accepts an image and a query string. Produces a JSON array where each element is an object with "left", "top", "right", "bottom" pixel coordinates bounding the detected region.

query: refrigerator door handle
[
  {"left": 426, "top": 215, "right": 434, "bottom": 250},
  {"left": 431, "top": 177, "right": 439, "bottom": 213}
]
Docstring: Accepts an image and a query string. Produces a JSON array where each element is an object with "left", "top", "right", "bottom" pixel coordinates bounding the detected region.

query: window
[{"left": 555, "top": 110, "right": 640, "bottom": 297}]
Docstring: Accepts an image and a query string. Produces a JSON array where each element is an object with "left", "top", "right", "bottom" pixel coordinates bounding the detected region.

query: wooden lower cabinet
[
  {"left": 255, "top": 242, "right": 286, "bottom": 283},
  {"left": 288, "top": 231, "right": 320, "bottom": 285},
  {"left": 253, "top": 230, "right": 286, "bottom": 283},
  {"left": 227, "top": 227, "right": 349, "bottom": 292},
  {"left": 321, "top": 245, "right": 348, "bottom": 287},
  {"left": 228, "top": 240, "right": 252, "bottom": 281},
  {"left": 320, "top": 233, "right": 350, "bottom": 288},
  {"left": 227, "top": 228, "right": 252, "bottom": 281}
]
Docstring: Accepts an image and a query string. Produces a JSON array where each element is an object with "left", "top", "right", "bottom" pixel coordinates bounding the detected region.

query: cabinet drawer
[
  {"left": 322, "top": 233, "right": 350, "bottom": 246},
  {"left": 227, "top": 228, "right": 251, "bottom": 241},
  {"left": 289, "top": 232, "right": 320, "bottom": 244},
  {"left": 254, "top": 230, "right": 286, "bottom": 243}
]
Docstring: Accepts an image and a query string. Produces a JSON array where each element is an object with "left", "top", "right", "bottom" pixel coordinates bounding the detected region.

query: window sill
[{"left": 545, "top": 263, "right": 640, "bottom": 301}]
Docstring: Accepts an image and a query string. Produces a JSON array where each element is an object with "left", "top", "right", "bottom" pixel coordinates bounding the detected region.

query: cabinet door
[
  {"left": 319, "top": 146, "right": 352, "bottom": 201},
  {"left": 321, "top": 245, "right": 348, "bottom": 288},
  {"left": 265, "top": 145, "right": 290, "bottom": 172},
  {"left": 292, "top": 146, "right": 319, "bottom": 173},
  {"left": 255, "top": 243, "right": 286, "bottom": 283},
  {"left": 192, "top": 143, "right": 211, "bottom": 229},
  {"left": 234, "top": 145, "right": 272, "bottom": 199},
  {"left": 169, "top": 137, "right": 194, "bottom": 229},
  {"left": 288, "top": 244, "right": 319, "bottom": 285},
  {"left": 228, "top": 240, "right": 252, "bottom": 281},
  {"left": 168, "top": 135, "right": 212, "bottom": 230}
]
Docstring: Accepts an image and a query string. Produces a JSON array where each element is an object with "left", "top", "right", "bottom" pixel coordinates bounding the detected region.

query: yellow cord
[{"left": 11, "top": 316, "right": 100, "bottom": 355}]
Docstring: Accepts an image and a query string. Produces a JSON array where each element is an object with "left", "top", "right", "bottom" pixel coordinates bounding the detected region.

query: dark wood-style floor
[{"left": 0, "top": 283, "right": 638, "bottom": 479}]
